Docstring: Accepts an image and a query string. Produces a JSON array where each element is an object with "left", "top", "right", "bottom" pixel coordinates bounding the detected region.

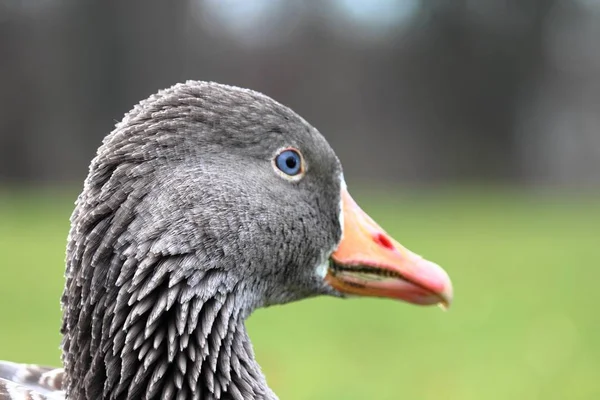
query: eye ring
[{"left": 272, "top": 148, "right": 305, "bottom": 181}]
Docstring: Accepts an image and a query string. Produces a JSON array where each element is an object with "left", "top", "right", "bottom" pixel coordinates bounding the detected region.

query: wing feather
[{"left": 0, "top": 362, "right": 64, "bottom": 400}]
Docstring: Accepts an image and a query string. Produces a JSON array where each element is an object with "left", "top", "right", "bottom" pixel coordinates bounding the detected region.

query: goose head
[{"left": 61, "top": 81, "right": 452, "bottom": 399}]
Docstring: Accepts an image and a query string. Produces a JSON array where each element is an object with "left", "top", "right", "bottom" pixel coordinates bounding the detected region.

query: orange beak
[{"left": 326, "top": 189, "right": 453, "bottom": 307}]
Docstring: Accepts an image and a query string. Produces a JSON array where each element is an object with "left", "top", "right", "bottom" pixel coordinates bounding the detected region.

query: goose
[{"left": 0, "top": 81, "right": 453, "bottom": 400}]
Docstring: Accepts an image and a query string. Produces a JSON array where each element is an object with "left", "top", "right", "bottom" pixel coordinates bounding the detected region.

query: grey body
[{"left": 0, "top": 81, "right": 344, "bottom": 399}]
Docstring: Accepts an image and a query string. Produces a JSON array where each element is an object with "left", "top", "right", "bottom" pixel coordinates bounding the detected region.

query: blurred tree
[{"left": 0, "top": 0, "right": 596, "bottom": 186}]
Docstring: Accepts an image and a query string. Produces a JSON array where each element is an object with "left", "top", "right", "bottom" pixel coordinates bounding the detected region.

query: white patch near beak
[
  {"left": 315, "top": 173, "right": 346, "bottom": 279},
  {"left": 315, "top": 259, "right": 329, "bottom": 279},
  {"left": 338, "top": 174, "right": 346, "bottom": 240}
]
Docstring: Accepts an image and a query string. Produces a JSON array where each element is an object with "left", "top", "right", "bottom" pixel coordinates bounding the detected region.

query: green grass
[{"left": 0, "top": 187, "right": 599, "bottom": 399}]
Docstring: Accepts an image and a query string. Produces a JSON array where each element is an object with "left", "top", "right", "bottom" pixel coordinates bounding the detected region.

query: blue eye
[{"left": 275, "top": 149, "right": 302, "bottom": 176}]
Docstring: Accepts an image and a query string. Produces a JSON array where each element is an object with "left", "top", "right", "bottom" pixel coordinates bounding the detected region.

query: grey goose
[{"left": 0, "top": 81, "right": 453, "bottom": 400}]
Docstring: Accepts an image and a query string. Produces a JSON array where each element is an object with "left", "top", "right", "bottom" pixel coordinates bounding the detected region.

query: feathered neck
[
  {"left": 60, "top": 150, "right": 277, "bottom": 399},
  {"left": 62, "top": 260, "right": 276, "bottom": 399}
]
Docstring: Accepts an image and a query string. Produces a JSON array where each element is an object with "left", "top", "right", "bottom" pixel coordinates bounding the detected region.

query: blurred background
[{"left": 0, "top": 0, "right": 599, "bottom": 399}]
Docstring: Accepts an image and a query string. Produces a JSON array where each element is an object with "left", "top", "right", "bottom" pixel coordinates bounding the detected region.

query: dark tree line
[{"left": 1, "top": 0, "right": 596, "bottom": 186}]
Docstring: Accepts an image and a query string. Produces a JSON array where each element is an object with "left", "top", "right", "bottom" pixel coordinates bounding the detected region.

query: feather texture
[
  {"left": 0, "top": 362, "right": 64, "bottom": 399},
  {"left": 0, "top": 81, "right": 344, "bottom": 399}
]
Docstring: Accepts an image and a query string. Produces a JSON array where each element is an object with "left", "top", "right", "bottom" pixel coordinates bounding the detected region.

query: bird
[{"left": 0, "top": 81, "right": 453, "bottom": 400}]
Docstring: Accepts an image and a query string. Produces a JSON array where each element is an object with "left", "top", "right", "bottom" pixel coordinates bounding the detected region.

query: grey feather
[
  {"left": 0, "top": 363, "right": 65, "bottom": 399},
  {"left": 2, "top": 81, "right": 344, "bottom": 399}
]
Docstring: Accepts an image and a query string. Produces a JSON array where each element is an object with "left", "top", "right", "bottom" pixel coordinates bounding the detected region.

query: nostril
[{"left": 374, "top": 233, "right": 394, "bottom": 250}]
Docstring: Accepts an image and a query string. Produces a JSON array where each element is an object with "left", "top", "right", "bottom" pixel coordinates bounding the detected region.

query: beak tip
[
  {"left": 416, "top": 258, "right": 453, "bottom": 308},
  {"left": 438, "top": 286, "right": 453, "bottom": 310},
  {"left": 439, "top": 269, "right": 454, "bottom": 307}
]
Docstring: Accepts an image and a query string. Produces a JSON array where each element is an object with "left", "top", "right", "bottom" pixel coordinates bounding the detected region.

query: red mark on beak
[{"left": 374, "top": 233, "right": 394, "bottom": 251}]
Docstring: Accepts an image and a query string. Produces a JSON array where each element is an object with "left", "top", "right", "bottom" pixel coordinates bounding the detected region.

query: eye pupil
[
  {"left": 275, "top": 149, "right": 302, "bottom": 177},
  {"left": 285, "top": 157, "right": 297, "bottom": 169}
]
